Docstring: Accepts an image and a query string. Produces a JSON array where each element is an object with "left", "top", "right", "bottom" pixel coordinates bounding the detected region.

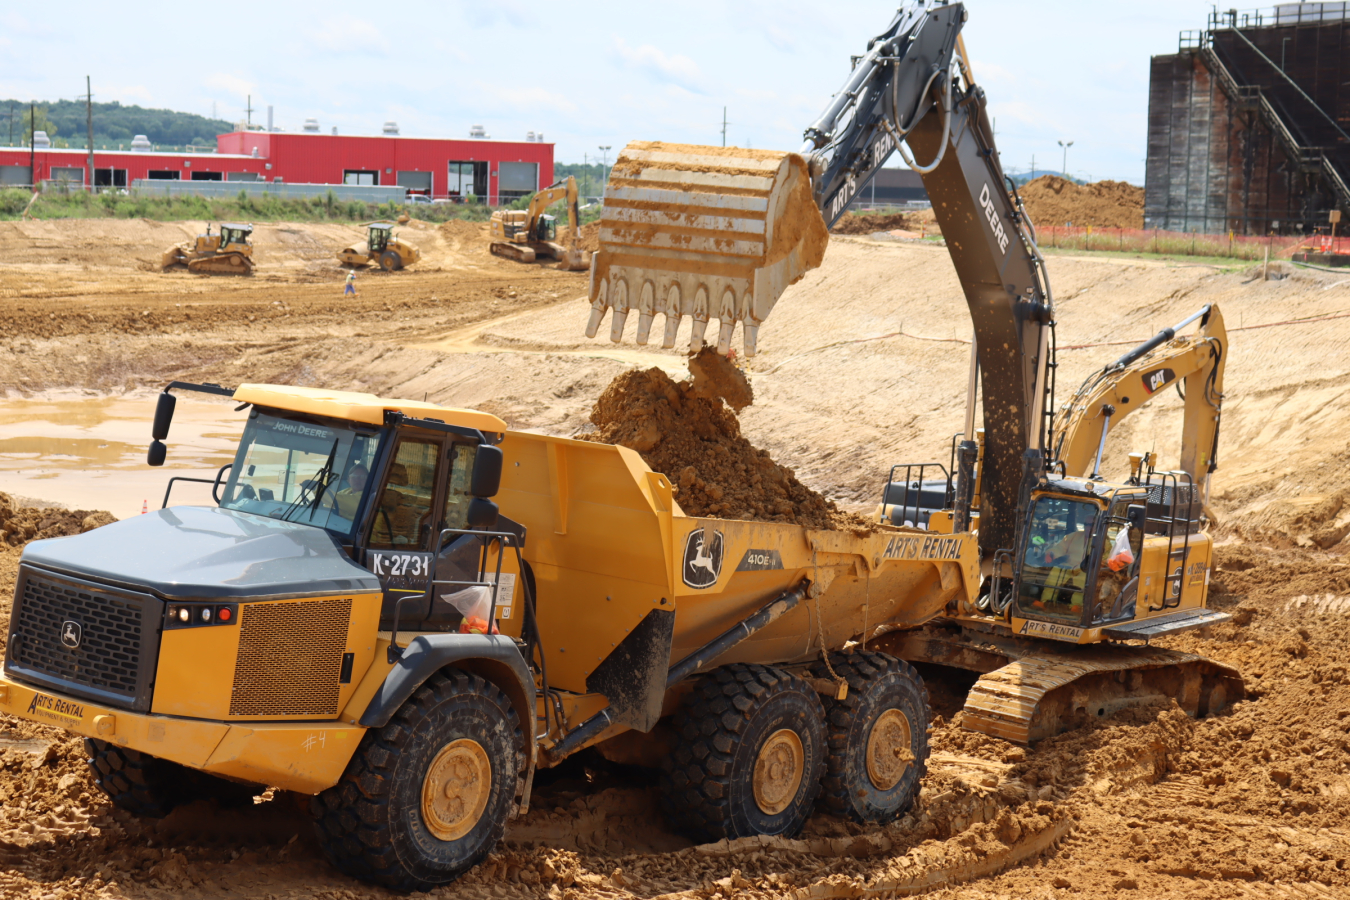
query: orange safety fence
[{"left": 1034, "top": 225, "right": 1310, "bottom": 261}]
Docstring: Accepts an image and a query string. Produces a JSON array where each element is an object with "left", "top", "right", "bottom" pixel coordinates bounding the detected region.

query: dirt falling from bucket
[{"left": 578, "top": 365, "right": 872, "bottom": 532}]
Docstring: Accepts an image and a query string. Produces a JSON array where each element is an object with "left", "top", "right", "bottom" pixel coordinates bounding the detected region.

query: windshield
[
  {"left": 1017, "top": 495, "right": 1101, "bottom": 623},
  {"left": 220, "top": 410, "right": 381, "bottom": 538}
]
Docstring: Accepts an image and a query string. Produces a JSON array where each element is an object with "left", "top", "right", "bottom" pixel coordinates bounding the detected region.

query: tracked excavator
[
  {"left": 161, "top": 222, "right": 254, "bottom": 275},
  {"left": 489, "top": 175, "right": 588, "bottom": 270},
  {"left": 582, "top": 0, "right": 1242, "bottom": 743}
]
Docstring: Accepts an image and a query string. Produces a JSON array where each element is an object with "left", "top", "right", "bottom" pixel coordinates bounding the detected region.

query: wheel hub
[
  {"left": 866, "top": 708, "right": 914, "bottom": 791},
  {"left": 753, "top": 728, "right": 804, "bottom": 815},
  {"left": 421, "top": 738, "right": 492, "bottom": 841}
]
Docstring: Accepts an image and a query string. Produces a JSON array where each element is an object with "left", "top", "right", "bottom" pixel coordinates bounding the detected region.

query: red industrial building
[{"left": 0, "top": 129, "right": 554, "bottom": 204}]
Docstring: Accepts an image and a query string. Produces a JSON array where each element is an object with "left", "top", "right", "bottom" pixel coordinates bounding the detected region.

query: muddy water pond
[{"left": 0, "top": 392, "right": 243, "bottom": 520}]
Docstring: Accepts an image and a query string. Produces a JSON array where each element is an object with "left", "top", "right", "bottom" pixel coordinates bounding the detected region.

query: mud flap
[{"left": 585, "top": 608, "right": 677, "bottom": 732}]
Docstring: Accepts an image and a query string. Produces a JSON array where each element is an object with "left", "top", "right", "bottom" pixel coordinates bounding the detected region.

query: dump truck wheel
[
  {"left": 808, "top": 651, "right": 930, "bottom": 823},
  {"left": 83, "top": 739, "right": 257, "bottom": 818},
  {"left": 380, "top": 250, "right": 402, "bottom": 271},
  {"left": 661, "top": 663, "right": 826, "bottom": 843},
  {"left": 309, "top": 668, "right": 520, "bottom": 891}
]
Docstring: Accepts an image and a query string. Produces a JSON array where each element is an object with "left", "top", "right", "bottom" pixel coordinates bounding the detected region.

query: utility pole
[
  {"left": 8, "top": 102, "right": 13, "bottom": 147},
  {"left": 29, "top": 102, "right": 35, "bottom": 189},
  {"left": 721, "top": 107, "right": 729, "bottom": 147},
  {"left": 599, "top": 145, "right": 612, "bottom": 192},
  {"left": 86, "top": 76, "right": 95, "bottom": 192},
  {"left": 246, "top": 95, "right": 254, "bottom": 129}
]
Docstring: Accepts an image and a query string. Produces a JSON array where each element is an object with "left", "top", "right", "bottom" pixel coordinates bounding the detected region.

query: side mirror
[
  {"left": 466, "top": 498, "right": 499, "bottom": 529},
  {"left": 471, "top": 445, "right": 504, "bottom": 498},
  {"left": 1127, "top": 504, "right": 1147, "bottom": 535},
  {"left": 147, "top": 440, "right": 167, "bottom": 467},
  {"left": 152, "top": 391, "right": 176, "bottom": 441}
]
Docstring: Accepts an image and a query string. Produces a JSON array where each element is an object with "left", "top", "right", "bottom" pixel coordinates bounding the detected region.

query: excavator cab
[{"left": 534, "top": 214, "right": 557, "bottom": 242}]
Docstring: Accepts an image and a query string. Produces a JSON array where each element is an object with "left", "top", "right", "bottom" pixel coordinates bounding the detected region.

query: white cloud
[
  {"left": 205, "top": 73, "right": 256, "bottom": 101},
  {"left": 309, "top": 14, "right": 391, "bottom": 54},
  {"left": 471, "top": 81, "right": 577, "bottom": 115},
  {"left": 613, "top": 37, "right": 706, "bottom": 93}
]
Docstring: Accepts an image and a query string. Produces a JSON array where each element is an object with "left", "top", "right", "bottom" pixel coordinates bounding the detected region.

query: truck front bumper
[{"left": 0, "top": 674, "right": 366, "bottom": 794}]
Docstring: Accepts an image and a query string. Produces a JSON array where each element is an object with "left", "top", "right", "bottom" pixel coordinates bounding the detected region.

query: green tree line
[{"left": 0, "top": 99, "right": 233, "bottom": 149}]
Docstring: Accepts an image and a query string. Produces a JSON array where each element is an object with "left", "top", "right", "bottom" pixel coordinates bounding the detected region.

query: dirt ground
[{"left": 0, "top": 216, "right": 1348, "bottom": 898}]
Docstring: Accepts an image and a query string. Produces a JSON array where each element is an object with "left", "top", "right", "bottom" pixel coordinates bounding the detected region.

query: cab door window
[
  {"left": 1091, "top": 497, "right": 1145, "bottom": 623},
  {"left": 369, "top": 439, "right": 442, "bottom": 549},
  {"left": 1018, "top": 496, "right": 1101, "bottom": 622}
]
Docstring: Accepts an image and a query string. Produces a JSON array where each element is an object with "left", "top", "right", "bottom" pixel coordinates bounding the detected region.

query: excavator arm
[
  {"left": 584, "top": 1, "right": 1054, "bottom": 555},
  {"left": 1053, "top": 304, "right": 1226, "bottom": 491}
]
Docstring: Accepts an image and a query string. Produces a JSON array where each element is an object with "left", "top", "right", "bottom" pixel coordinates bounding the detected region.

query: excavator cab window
[
  {"left": 1016, "top": 495, "right": 1101, "bottom": 623},
  {"left": 536, "top": 214, "right": 557, "bottom": 242}
]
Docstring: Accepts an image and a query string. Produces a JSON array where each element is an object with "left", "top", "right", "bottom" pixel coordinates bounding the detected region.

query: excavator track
[
  {"left": 490, "top": 241, "right": 536, "bottom": 264},
  {"left": 185, "top": 252, "right": 253, "bottom": 276},
  {"left": 962, "top": 645, "right": 1243, "bottom": 744}
]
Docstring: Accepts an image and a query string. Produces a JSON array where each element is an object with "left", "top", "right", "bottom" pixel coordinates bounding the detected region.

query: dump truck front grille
[
  {"left": 229, "top": 597, "right": 352, "bottom": 717},
  {"left": 5, "top": 566, "right": 162, "bottom": 712}
]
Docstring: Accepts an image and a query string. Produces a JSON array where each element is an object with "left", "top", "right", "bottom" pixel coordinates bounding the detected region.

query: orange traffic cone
[{"left": 142, "top": 500, "right": 148, "bottom": 514}]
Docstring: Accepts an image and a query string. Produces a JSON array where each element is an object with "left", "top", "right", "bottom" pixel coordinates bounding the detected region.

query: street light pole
[
  {"left": 1058, "top": 140, "right": 1074, "bottom": 179},
  {"left": 599, "top": 145, "right": 612, "bottom": 194}
]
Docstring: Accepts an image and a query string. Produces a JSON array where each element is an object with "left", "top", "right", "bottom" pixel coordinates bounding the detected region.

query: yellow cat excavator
[
  {"left": 579, "top": 2, "right": 1243, "bottom": 743},
  {"left": 489, "top": 176, "right": 587, "bottom": 270}
]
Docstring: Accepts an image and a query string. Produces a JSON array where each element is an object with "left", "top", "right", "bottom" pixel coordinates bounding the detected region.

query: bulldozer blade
[
  {"left": 962, "top": 645, "right": 1244, "bottom": 744},
  {"left": 584, "top": 141, "right": 829, "bottom": 358}
]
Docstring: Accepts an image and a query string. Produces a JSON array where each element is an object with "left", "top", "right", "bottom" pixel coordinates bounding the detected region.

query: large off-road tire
[
  {"left": 661, "top": 663, "right": 827, "bottom": 843},
  {"left": 380, "top": 250, "right": 402, "bottom": 271},
  {"left": 84, "top": 739, "right": 257, "bottom": 818},
  {"left": 309, "top": 669, "right": 520, "bottom": 892},
  {"left": 808, "top": 651, "right": 930, "bottom": 823}
]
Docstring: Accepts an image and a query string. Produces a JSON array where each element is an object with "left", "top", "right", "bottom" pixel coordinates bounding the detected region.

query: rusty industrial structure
[{"left": 1145, "top": 4, "right": 1350, "bottom": 235}]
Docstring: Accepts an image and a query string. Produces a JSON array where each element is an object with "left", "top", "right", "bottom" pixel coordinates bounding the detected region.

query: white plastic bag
[
  {"left": 443, "top": 585, "right": 499, "bottom": 635},
  {"left": 1107, "top": 525, "right": 1135, "bottom": 571}
]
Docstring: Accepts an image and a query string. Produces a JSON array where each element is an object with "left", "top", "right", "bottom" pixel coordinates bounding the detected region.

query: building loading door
[
  {"left": 498, "top": 162, "right": 538, "bottom": 202},
  {"left": 226, "top": 172, "right": 261, "bottom": 182},
  {"left": 447, "top": 161, "right": 487, "bottom": 200},
  {"left": 1, "top": 165, "right": 33, "bottom": 187},
  {"left": 190, "top": 171, "right": 223, "bottom": 181},
  {"left": 147, "top": 170, "right": 181, "bottom": 180},
  {"left": 397, "top": 171, "right": 432, "bottom": 195},
  {"left": 344, "top": 170, "right": 379, "bottom": 186},
  {"left": 94, "top": 168, "right": 127, "bottom": 188}
]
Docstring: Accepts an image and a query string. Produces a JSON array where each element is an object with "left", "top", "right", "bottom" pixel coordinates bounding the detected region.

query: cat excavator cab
[{"left": 489, "top": 176, "right": 587, "bottom": 270}]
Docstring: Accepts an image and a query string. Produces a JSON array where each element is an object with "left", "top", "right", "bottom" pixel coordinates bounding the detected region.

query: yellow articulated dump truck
[{"left": 0, "top": 381, "right": 971, "bottom": 890}]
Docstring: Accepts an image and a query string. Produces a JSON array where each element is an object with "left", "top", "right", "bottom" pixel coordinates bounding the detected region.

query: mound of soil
[
  {"left": 578, "top": 367, "right": 869, "bottom": 531},
  {"left": 1019, "top": 176, "right": 1144, "bottom": 230},
  {"left": 831, "top": 212, "right": 913, "bottom": 235},
  {"left": 0, "top": 493, "right": 116, "bottom": 547}
]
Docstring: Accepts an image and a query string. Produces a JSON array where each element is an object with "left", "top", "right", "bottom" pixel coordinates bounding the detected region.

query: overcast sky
[{"left": 2, "top": 0, "right": 1221, "bottom": 184}]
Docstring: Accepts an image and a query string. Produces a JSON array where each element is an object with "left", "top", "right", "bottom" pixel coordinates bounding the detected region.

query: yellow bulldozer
[
  {"left": 161, "top": 222, "right": 254, "bottom": 275},
  {"left": 488, "top": 175, "right": 587, "bottom": 270},
  {"left": 338, "top": 221, "right": 420, "bottom": 271}
]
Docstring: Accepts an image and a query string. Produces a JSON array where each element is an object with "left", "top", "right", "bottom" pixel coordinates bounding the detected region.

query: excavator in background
[
  {"left": 162, "top": 222, "right": 254, "bottom": 275},
  {"left": 581, "top": 0, "right": 1242, "bottom": 743},
  {"left": 338, "top": 221, "right": 421, "bottom": 271},
  {"left": 489, "top": 176, "right": 588, "bottom": 270}
]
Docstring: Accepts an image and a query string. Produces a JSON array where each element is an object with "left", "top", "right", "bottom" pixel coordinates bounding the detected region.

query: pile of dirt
[
  {"left": 578, "top": 364, "right": 870, "bottom": 531},
  {"left": 0, "top": 493, "right": 116, "bottom": 547},
  {"left": 572, "top": 221, "right": 601, "bottom": 253},
  {"left": 1019, "top": 176, "right": 1144, "bottom": 230},
  {"left": 831, "top": 212, "right": 913, "bottom": 235}
]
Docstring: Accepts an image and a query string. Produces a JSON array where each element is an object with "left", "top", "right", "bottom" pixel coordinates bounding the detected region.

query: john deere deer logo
[
  {"left": 682, "top": 528, "right": 724, "bottom": 589},
  {"left": 59, "top": 620, "right": 82, "bottom": 650}
]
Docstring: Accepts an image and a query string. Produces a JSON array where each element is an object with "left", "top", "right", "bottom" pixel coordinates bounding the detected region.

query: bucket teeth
[{"left": 584, "top": 141, "right": 828, "bottom": 358}]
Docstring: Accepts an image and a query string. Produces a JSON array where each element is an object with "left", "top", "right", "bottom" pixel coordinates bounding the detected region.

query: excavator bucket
[{"left": 584, "top": 141, "right": 829, "bottom": 357}]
